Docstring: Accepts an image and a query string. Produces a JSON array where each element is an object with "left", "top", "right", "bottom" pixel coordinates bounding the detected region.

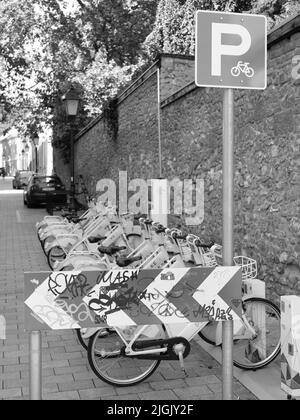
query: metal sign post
[
  {"left": 222, "top": 88, "right": 234, "bottom": 400},
  {"left": 157, "top": 65, "right": 162, "bottom": 179},
  {"left": 29, "top": 331, "right": 42, "bottom": 400},
  {"left": 195, "top": 10, "right": 267, "bottom": 400}
]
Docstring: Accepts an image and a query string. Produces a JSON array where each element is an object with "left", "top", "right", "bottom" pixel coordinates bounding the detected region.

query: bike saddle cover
[
  {"left": 88, "top": 236, "right": 107, "bottom": 244},
  {"left": 98, "top": 245, "right": 127, "bottom": 256},
  {"left": 116, "top": 255, "right": 142, "bottom": 267}
]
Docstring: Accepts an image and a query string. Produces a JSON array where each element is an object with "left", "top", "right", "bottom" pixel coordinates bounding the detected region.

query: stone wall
[
  {"left": 74, "top": 63, "right": 161, "bottom": 194},
  {"left": 160, "top": 54, "right": 195, "bottom": 101},
  {"left": 64, "top": 16, "right": 300, "bottom": 302},
  {"left": 160, "top": 35, "right": 300, "bottom": 303}
]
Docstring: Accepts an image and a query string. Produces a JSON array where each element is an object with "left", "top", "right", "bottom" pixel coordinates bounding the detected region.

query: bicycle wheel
[
  {"left": 76, "top": 329, "right": 89, "bottom": 350},
  {"left": 76, "top": 328, "right": 104, "bottom": 350},
  {"left": 126, "top": 234, "right": 143, "bottom": 250},
  {"left": 198, "top": 298, "right": 281, "bottom": 371},
  {"left": 88, "top": 326, "right": 164, "bottom": 386},
  {"left": 47, "top": 246, "right": 66, "bottom": 270},
  {"left": 198, "top": 322, "right": 218, "bottom": 346},
  {"left": 233, "top": 298, "right": 281, "bottom": 370}
]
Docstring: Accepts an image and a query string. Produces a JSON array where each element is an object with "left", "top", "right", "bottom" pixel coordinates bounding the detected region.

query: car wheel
[{"left": 27, "top": 198, "right": 34, "bottom": 208}]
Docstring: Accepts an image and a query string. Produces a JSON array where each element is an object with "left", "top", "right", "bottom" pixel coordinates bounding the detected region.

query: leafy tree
[
  {"left": 0, "top": 0, "right": 158, "bottom": 159},
  {"left": 0, "top": 0, "right": 299, "bottom": 160},
  {"left": 144, "top": 0, "right": 300, "bottom": 57}
]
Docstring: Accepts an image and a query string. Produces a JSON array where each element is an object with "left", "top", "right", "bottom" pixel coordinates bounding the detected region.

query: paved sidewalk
[{"left": 0, "top": 179, "right": 257, "bottom": 400}]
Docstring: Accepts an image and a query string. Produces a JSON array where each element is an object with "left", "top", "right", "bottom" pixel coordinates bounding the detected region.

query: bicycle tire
[
  {"left": 233, "top": 298, "right": 281, "bottom": 371},
  {"left": 198, "top": 323, "right": 218, "bottom": 346},
  {"left": 76, "top": 329, "right": 89, "bottom": 350},
  {"left": 87, "top": 327, "right": 162, "bottom": 387},
  {"left": 126, "top": 233, "right": 143, "bottom": 250},
  {"left": 77, "top": 328, "right": 113, "bottom": 350},
  {"left": 198, "top": 298, "right": 281, "bottom": 371},
  {"left": 47, "top": 245, "right": 66, "bottom": 270}
]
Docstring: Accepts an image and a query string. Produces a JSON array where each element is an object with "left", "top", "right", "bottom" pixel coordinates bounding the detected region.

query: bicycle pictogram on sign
[{"left": 231, "top": 61, "right": 255, "bottom": 78}]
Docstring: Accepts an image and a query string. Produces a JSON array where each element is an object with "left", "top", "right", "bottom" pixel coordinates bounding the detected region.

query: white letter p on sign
[{"left": 211, "top": 23, "right": 251, "bottom": 76}]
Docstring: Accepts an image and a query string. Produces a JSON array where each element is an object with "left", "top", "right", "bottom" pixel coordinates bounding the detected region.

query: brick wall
[{"left": 55, "top": 16, "right": 300, "bottom": 302}]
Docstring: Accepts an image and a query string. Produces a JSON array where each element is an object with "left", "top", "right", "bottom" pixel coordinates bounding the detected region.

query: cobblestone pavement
[{"left": 0, "top": 178, "right": 257, "bottom": 400}]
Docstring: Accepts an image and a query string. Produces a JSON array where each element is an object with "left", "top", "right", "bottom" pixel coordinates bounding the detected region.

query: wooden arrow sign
[{"left": 24, "top": 267, "right": 242, "bottom": 331}]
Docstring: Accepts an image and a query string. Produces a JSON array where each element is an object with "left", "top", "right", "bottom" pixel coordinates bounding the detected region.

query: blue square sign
[{"left": 195, "top": 10, "right": 267, "bottom": 90}]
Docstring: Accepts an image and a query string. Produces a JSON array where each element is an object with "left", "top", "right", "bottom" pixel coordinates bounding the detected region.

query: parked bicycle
[{"left": 36, "top": 204, "right": 281, "bottom": 385}]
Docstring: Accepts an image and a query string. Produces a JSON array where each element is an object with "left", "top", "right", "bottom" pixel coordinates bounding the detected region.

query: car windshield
[{"left": 33, "top": 177, "right": 62, "bottom": 188}]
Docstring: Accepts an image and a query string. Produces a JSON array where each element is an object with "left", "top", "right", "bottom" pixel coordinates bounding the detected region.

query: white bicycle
[
  {"left": 85, "top": 230, "right": 280, "bottom": 386},
  {"left": 87, "top": 297, "right": 280, "bottom": 386}
]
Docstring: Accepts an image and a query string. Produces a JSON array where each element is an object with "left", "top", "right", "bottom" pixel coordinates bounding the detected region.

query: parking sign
[{"left": 195, "top": 10, "right": 267, "bottom": 89}]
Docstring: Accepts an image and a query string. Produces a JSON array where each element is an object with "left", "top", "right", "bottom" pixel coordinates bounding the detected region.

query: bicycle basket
[
  {"left": 163, "top": 255, "right": 185, "bottom": 269},
  {"left": 233, "top": 256, "right": 257, "bottom": 280},
  {"left": 164, "top": 238, "right": 179, "bottom": 254},
  {"left": 179, "top": 242, "right": 193, "bottom": 263},
  {"left": 139, "top": 247, "right": 170, "bottom": 269},
  {"left": 202, "top": 251, "right": 218, "bottom": 268}
]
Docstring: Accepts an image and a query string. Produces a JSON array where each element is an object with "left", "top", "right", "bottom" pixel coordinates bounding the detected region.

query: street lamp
[
  {"left": 21, "top": 149, "right": 25, "bottom": 170},
  {"left": 62, "top": 86, "right": 80, "bottom": 212},
  {"left": 32, "top": 135, "right": 39, "bottom": 173}
]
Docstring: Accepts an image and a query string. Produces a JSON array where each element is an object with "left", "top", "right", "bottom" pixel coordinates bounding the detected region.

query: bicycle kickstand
[{"left": 174, "top": 343, "right": 188, "bottom": 377}]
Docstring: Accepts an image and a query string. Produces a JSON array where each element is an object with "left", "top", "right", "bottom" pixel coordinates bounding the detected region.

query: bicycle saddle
[
  {"left": 88, "top": 235, "right": 107, "bottom": 244},
  {"left": 154, "top": 225, "right": 167, "bottom": 234},
  {"left": 134, "top": 213, "right": 148, "bottom": 220},
  {"left": 144, "top": 219, "right": 153, "bottom": 225},
  {"left": 98, "top": 245, "right": 127, "bottom": 256},
  {"left": 70, "top": 217, "right": 87, "bottom": 224},
  {"left": 115, "top": 255, "right": 142, "bottom": 267},
  {"left": 195, "top": 240, "right": 215, "bottom": 249}
]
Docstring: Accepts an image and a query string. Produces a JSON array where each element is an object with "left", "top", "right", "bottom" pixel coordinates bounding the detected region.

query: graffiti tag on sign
[{"left": 24, "top": 267, "right": 242, "bottom": 331}]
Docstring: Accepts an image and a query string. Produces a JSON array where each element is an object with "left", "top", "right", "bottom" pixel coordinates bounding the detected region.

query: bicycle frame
[
  {"left": 113, "top": 321, "right": 208, "bottom": 358},
  {"left": 98, "top": 298, "right": 256, "bottom": 361}
]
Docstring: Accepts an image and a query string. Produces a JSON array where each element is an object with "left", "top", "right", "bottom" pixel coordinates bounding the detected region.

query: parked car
[
  {"left": 23, "top": 174, "right": 67, "bottom": 208},
  {"left": 13, "top": 170, "right": 35, "bottom": 189}
]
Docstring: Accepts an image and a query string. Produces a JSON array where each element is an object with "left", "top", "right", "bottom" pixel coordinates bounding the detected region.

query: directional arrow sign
[{"left": 24, "top": 267, "right": 242, "bottom": 331}]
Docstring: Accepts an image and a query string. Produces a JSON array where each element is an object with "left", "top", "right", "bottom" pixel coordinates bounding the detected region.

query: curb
[{"left": 194, "top": 336, "right": 286, "bottom": 400}]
